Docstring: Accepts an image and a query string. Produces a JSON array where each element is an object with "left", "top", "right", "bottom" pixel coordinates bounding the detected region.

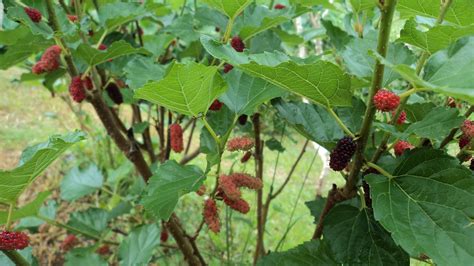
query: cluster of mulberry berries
[
  {"left": 0, "top": 231, "right": 29, "bottom": 250},
  {"left": 329, "top": 137, "right": 356, "bottom": 171},
  {"left": 231, "top": 36, "right": 245, "bottom": 52},
  {"left": 393, "top": 141, "right": 413, "bottom": 156},
  {"left": 373, "top": 89, "right": 400, "bottom": 112},
  {"left": 203, "top": 199, "right": 220, "bottom": 233},
  {"left": 69, "top": 76, "right": 93, "bottom": 103},
  {"left": 209, "top": 99, "right": 223, "bottom": 111},
  {"left": 227, "top": 136, "right": 254, "bottom": 152},
  {"left": 32, "top": 45, "right": 62, "bottom": 74},
  {"left": 24, "top": 7, "right": 42, "bottom": 23},
  {"left": 170, "top": 123, "right": 184, "bottom": 153},
  {"left": 218, "top": 173, "right": 262, "bottom": 213}
]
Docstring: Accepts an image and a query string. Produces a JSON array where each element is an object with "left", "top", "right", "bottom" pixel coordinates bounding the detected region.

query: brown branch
[
  {"left": 179, "top": 148, "right": 200, "bottom": 165},
  {"left": 252, "top": 113, "right": 265, "bottom": 263},
  {"left": 132, "top": 104, "right": 157, "bottom": 162},
  {"left": 185, "top": 119, "right": 197, "bottom": 155},
  {"left": 166, "top": 214, "right": 205, "bottom": 265}
]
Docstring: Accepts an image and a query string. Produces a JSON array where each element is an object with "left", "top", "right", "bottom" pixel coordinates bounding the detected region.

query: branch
[
  {"left": 179, "top": 148, "right": 200, "bottom": 165},
  {"left": 253, "top": 113, "right": 265, "bottom": 262},
  {"left": 1, "top": 250, "right": 30, "bottom": 266},
  {"left": 343, "top": 0, "right": 398, "bottom": 197}
]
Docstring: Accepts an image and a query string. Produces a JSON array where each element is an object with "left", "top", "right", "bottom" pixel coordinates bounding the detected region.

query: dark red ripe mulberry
[
  {"left": 160, "top": 230, "right": 169, "bottom": 242},
  {"left": 98, "top": 44, "right": 107, "bottom": 51},
  {"left": 209, "top": 99, "right": 223, "bottom": 111},
  {"left": 32, "top": 45, "right": 62, "bottom": 74},
  {"left": 0, "top": 231, "right": 29, "bottom": 250},
  {"left": 170, "top": 123, "right": 184, "bottom": 153},
  {"left": 241, "top": 151, "right": 252, "bottom": 163},
  {"left": 231, "top": 36, "right": 245, "bottom": 52},
  {"left": 470, "top": 159, "right": 474, "bottom": 171},
  {"left": 223, "top": 64, "right": 234, "bottom": 74},
  {"left": 329, "top": 137, "right": 356, "bottom": 171},
  {"left": 24, "top": 7, "right": 42, "bottom": 23},
  {"left": 106, "top": 83, "right": 123, "bottom": 105},
  {"left": 459, "top": 135, "right": 471, "bottom": 149},
  {"left": 238, "top": 114, "right": 248, "bottom": 125},
  {"left": 274, "top": 4, "right": 286, "bottom": 9},
  {"left": 373, "top": 89, "right": 400, "bottom": 112}
]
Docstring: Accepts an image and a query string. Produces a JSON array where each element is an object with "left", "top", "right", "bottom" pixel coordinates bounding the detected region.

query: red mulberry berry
[
  {"left": 227, "top": 137, "right": 254, "bottom": 152},
  {"left": 96, "top": 245, "right": 110, "bottom": 255},
  {"left": 238, "top": 114, "right": 248, "bottom": 125},
  {"left": 61, "top": 234, "right": 78, "bottom": 252},
  {"left": 459, "top": 135, "right": 471, "bottom": 149},
  {"left": 329, "top": 137, "right": 356, "bottom": 171},
  {"left": 393, "top": 141, "right": 413, "bottom": 156},
  {"left": 223, "top": 64, "right": 234, "bottom": 74},
  {"left": 32, "top": 62, "right": 46, "bottom": 74},
  {"left": 170, "top": 123, "right": 184, "bottom": 153},
  {"left": 241, "top": 151, "right": 252, "bottom": 163},
  {"left": 0, "top": 231, "right": 30, "bottom": 250},
  {"left": 67, "top": 15, "right": 78, "bottom": 22},
  {"left": 24, "top": 7, "right": 42, "bottom": 23},
  {"left": 223, "top": 195, "right": 250, "bottom": 214},
  {"left": 98, "top": 44, "right": 108, "bottom": 51},
  {"left": 106, "top": 83, "right": 123, "bottom": 105},
  {"left": 274, "top": 4, "right": 286, "bottom": 9},
  {"left": 69, "top": 76, "right": 87, "bottom": 103},
  {"left": 209, "top": 99, "right": 223, "bottom": 111},
  {"left": 160, "top": 229, "right": 169, "bottom": 242},
  {"left": 461, "top": 120, "right": 474, "bottom": 138},
  {"left": 373, "top": 89, "right": 400, "bottom": 112},
  {"left": 230, "top": 173, "right": 262, "bottom": 190},
  {"left": 392, "top": 110, "right": 406, "bottom": 125},
  {"left": 219, "top": 175, "right": 241, "bottom": 200},
  {"left": 203, "top": 199, "right": 220, "bottom": 233},
  {"left": 41, "top": 45, "right": 62, "bottom": 72},
  {"left": 231, "top": 36, "right": 245, "bottom": 52},
  {"left": 196, "top": 185, "right": 206, "bottom": 196}
]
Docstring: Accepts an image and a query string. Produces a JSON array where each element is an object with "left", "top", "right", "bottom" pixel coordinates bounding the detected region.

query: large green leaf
[
  {"left": 0, "top": 191, "right": 51, "bottom": 225},
  {"left": 201, "top": 36, "right": 352, "bottom": 107},
  {"left": 0, "top": 132, "right": 85, "bottom": 204},
  {"left": 124, "top": 57, "right": 166, "bottom": 90},
  {"left": 201, "top": 0, "right": 252, "bottom": 19},
  {"left": 399, "top": 19, "right": 474, "bottom": 54},
  {"left": 134, "top": 62, "right": 227, "bottom": 116},
  {"left": 350, "top": 0, "right": 375, "bottom": 13},
  {"left": 323, "top": 205, "right": 409, "bottom": 265},
  {"left": 74, "top": 40, "right": 150, "bottom": 67},
  {"left": 366, "top": 148, "right": 474, "bottom": 265},
  {"left": 221, "top": 70, "right": 285, "bottom": 115},
  {"left": 371, "top": 38, "right": 474, "bottom": 104},
  {"left": 6, "top": 6, "right": 53, "bottom": 38},
  {"left": 0, "top": 32, "right": 53, "bottom": 70},
  {"left": 65, "top": 247, "right": 107, "bottom": 266},
  {"left": 141, "top": 161, "right": 205, "bottom": 220},
  {"left": 397, "top": 0, "right": 474, "bottom": 27},
  {"left": 67, "top": 208, "right": 110, "bottom": 236},
  {"left": 258, "top": 240, "right": 338, "bottom": 265},
  {"left": 60, "top": 164, "right": 104, "bottom": 202},
  {"left": 119, "top": 224, "right": 161, "bottom": 266},
  {"left": 99, "top": 2, "right": 148, "bottom": 30},
  {"left": 273, "top": 99, "right": 343, "bottom": 150},
  {"left": 342, "top": 31, "right": 416, "bottom": 87}
]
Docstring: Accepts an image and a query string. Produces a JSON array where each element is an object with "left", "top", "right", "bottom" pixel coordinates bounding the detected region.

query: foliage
[{"left": 0, "top": 0, "right": 473, "bottom": 265}]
